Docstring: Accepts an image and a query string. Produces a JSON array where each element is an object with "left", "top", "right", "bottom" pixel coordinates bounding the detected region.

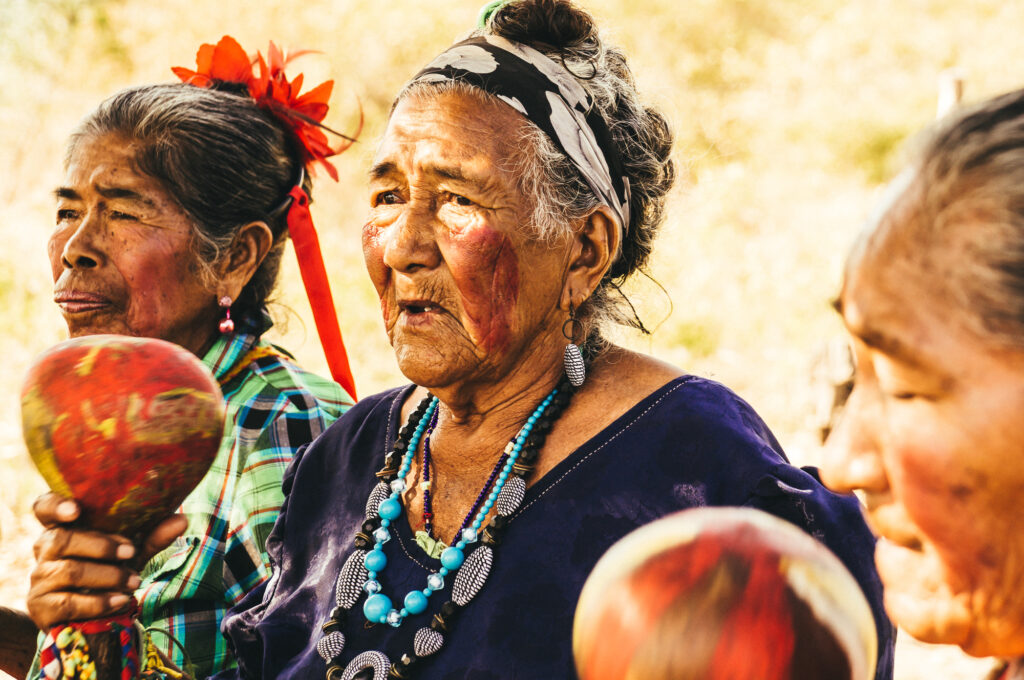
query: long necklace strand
[
  {"left": 318, "top": 378, "right": 577, "bottom": 680},
  {"left": 421, "top": 410, "right": 438, "bottom": 537},
  {"left": 423, "top": 421, "right": 512, "bottom": 545}
]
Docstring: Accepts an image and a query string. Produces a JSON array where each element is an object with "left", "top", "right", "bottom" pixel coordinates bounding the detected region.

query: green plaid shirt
[{"left": 135, "top": 331, "right": 351, "bottom": 677}]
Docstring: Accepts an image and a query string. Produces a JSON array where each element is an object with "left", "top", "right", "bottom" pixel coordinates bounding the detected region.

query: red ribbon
[{"left": 286, "top": 186, "right": 357, "bottom": 399}]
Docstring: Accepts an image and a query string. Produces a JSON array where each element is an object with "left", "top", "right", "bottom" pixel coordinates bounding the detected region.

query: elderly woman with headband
[
  {"left": 0, "top": 38, "right": 355, "bottom": 680},
  {"left": 27, "top": 2, "right": 894, "bottom": 678},
  {"left": 822, "top": 87, "right": 1024, "bottom": 680}
]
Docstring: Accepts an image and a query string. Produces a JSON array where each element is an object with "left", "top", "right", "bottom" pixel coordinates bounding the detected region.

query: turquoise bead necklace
[
  {"left": 360, "top": 388, "right": 558, "bottom": 627},
  {"left": 318, "top": 374, "right": 579, "bottom": 679}
]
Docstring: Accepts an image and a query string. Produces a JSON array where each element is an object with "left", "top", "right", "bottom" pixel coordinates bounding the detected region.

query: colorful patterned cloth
[
  {"left": 37, "top": 612, "right": 137, "bottom": 680},
  {"left": 134, "top": 330, "right": 351, "bottom": 676}
]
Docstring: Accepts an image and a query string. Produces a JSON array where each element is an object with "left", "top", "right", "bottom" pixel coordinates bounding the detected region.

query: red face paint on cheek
[
  {"left": 122, "top": 247, "right": 189, "bottom": 335},
  {"left": 362, "top": 221, "right": 392, "bottom": 317},
  {"left": 443, "top": 224, "right": 519, "bottom": 353},
  {"left": 887, "top": 441, "right": 989, "bottom": 576}
]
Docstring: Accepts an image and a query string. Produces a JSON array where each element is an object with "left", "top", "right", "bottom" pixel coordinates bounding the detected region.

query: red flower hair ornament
[
  {"left": 173, "top": 36, "right": 359, "bottom": 398},
  {"left": 172, "top": 35, "right": 359, "bottom": 180}
]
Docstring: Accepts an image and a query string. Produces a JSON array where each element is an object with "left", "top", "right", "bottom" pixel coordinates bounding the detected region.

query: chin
[
  {"left": 65, "top": 322, "right": 123, "bottom": 338},
  {"left": 886, "top": 589, "right": 970, "bottom": 649},
  {"left": 392, "top": 340, "right": 476, "bottom": 389},
  {"left": 957, "top": 620, "right": 1024, "bottom": 660},
  {"left": 876, "top": 544, "right": 973, "bottom": 649}
]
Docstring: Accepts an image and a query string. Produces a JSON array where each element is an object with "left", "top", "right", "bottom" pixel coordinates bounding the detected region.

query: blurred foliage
[{"left": 831, "top": 120, "right": 916, "bottom": 183}]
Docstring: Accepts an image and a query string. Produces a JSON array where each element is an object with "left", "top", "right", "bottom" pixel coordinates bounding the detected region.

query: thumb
[{"left": 136, "top": 514, "right": 189, "bottom": 568}]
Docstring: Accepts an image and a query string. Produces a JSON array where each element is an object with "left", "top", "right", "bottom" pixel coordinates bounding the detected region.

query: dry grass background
[{"left": 0, "top": 0, "right": 1018, "bottom": 677}]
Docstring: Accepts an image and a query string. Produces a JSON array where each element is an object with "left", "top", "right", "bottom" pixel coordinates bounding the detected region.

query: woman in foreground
[
  {"left": 30, "top": 2, "right": 893, "bottom": 678},
  {"left": 822, "top": 87, "right": 1024, "bottom": 679}
]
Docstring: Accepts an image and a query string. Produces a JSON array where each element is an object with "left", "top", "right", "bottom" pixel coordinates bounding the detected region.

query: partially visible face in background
[{"left": 821, "top": 185, "right": 1024, "bottom": 658}]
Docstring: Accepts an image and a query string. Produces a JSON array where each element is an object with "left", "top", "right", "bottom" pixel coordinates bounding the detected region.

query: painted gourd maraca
[
  {"left": 573, "top": 507, "right": 878, "bottom": 680},
  {"left": 21, "top": 335, "right": 224, "bottom": 543}
]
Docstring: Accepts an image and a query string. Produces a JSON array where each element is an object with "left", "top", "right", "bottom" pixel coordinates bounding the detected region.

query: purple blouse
[{"left": 216, "top": 376, "right": 894, "bottom": 679}]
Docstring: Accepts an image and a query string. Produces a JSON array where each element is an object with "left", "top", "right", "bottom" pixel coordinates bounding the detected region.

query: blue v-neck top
[{"left": 216, "top": 376, "right": 894, "bottom": 679}]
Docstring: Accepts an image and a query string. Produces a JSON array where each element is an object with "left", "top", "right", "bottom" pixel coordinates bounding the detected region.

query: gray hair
[
  {"left": 400, "top": 0, "right": 675, "bottom": 343},
  {"left": 67, "top": 83, "right": 310, "bottom": 334},
  {"left": 893, "top": 87, "right": 1024, "bottom": 349}
]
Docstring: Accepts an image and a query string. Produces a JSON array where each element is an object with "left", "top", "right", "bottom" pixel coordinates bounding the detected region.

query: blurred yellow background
[{"left": 0, "top": 0, "right": 1017, "bottom": 677}]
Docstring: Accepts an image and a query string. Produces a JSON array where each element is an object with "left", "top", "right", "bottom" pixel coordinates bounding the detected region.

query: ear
[
  {"left": 216, "top": 221, "right": 275, "bottom": 300},
  {"left": 560, "top": 206, "right": 620, "bottom": 309}
]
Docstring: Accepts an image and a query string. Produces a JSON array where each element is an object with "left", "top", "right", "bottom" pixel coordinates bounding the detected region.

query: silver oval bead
[
  {"left": 563, "top": 343, "right": 585, "bottom": 387},
  {"left": 452, "top": 545, "right": 493, "bottom": 606},
  {"left": 364, "top": 481, "right": 391, "bottom": 520},
  {"left": 413, "top": 626, "right": 445, "bottom": 657},
  {"left": 340, "top": 651, "right": 390, "bottom": 680},
  {"left": 316, "top": 631, "right": 346, "bottom": 661},
  {"left": 335, "top": 549, "right": 368, "bottom": 608},
  {"left": 495, "top": 476, "right": 526, "bottom": 517}
]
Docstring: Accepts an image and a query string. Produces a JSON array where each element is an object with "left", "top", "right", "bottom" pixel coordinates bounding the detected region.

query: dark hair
[
  {"left": 403, "top": 0, "right": 675, "bottom": 341},
  {"left": 66, "top": 82, "right": 312, "bottom": 334},
  {"left": 894, "top": 87, "right": 1024, "bottom": 348}
]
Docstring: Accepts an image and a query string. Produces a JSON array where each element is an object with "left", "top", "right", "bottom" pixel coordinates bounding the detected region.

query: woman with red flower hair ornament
[{"left": 0, "top": 36, "right": 357, "bottom": 680}]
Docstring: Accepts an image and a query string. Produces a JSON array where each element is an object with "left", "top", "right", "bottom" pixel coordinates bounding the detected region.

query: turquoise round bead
[
  {"left": 378, "top": 498, "right": 401, "bottom": 520},
  {"left": 440, "top": 547, "right": 464, "bottom": 570},
  {"left": 363, "top": 593, "right": 392, "bottom": 622},
  {"left": 404, "top": 590, "right": 428, "bottom": 615},
  {"left": 364, "top": 549, "right": 387, "bottom": 572}
]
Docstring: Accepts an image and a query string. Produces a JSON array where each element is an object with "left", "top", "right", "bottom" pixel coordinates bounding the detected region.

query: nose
[
  {"left": 819, "top": 384, "right": 889, "bottom": 495},
  {"left": 381, "top": 200, "right": 441, "bottom": 274},
  {"left": 54, "top": 213, "right": 105, "bottom": 271}
]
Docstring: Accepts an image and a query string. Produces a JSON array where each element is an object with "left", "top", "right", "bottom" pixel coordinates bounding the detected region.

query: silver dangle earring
[
  {"left": 562, "top": 304, "right": 585, "bottom": 387},
  {"left": 218, "top": 296, "right": 235, "bottom": 334}
]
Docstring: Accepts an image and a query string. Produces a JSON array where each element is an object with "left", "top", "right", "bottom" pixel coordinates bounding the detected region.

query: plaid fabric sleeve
[
  {"left": 222, "top": 399, "right": 336, "bottom": 604},
  {"left": 133, "top": 347, "right": 351, "bottom": 678}
]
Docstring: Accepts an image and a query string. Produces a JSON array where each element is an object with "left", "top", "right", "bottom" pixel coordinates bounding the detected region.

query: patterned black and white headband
[{"left": 409, "top": 34, "right": 632, "bottom": 235}]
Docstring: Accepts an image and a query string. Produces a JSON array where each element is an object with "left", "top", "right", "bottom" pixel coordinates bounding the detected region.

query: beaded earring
[
  {"left": 562, "top": 303, "right": 585, "bottom": 387},
  {"left": 218, "top": 296, "right": 234, "bottom": 334}
]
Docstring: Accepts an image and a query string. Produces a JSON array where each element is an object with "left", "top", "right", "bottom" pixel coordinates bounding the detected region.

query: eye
[
  {"left": 449, "top": 193, "right": 474, "bottom": 207},
  {"left": 882, "top": 388, "right": 937, "bottom": 403},
  {"left": 374, "top": 190, "right": 402, "bottom": 206},
  {"left": 56, "top": 208, "right": 79, "bottom": 223},
  {"left": 109, "top": 210, "right": 138, "bottom": 221}
]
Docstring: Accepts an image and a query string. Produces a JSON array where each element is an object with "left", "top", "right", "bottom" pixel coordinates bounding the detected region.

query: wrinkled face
[
  {"left": 363, "top": 91, "right": 569, "bottom": 389},
  {"left": 821, "top": 208, "right": 1024, "bottom": 658},
  {"left": 50, "top": 133, "right": 219, "bottom": 356}
]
